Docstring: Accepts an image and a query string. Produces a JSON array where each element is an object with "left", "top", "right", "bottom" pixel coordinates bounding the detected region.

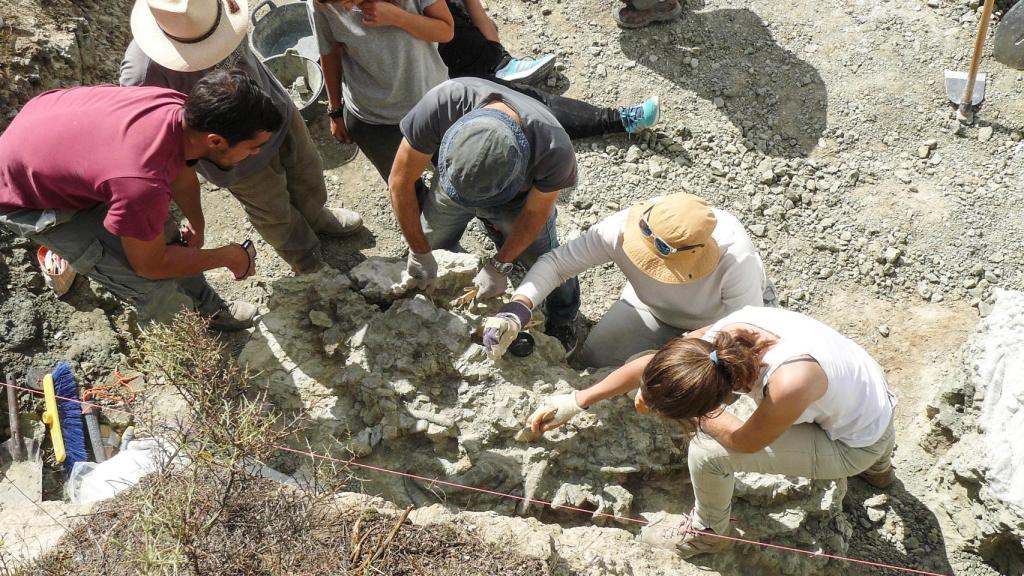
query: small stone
[
  {"left": 625, "top": 145, "right": 642, "bottom": 163},
  {"left": 760, "top": 171, "right": 775, "bottom": 184},
  {"left": 917, "top": 145, "right": 931, "bottom": 159},
  {"left": 866, "top": 507, "right": 887, "bottom": 523},
  {"left": 878, "top": 324, "right": 890, "bottom": 337},
  {"left": 541, "top": 5, "right": 552, "bottom": 14},
  {"left": 648, "top": 158, "right": 666, "bottom": 178},
  {"left": 927, "top": 0, "right": 939, "bottom": 7},
  {"left": 749, "top": 224, "right": 767, "bottom": 237},
  {"left": 309, "top": 310, "right": 333, "bottom": 328},
  {"left": 865, "top": 494, "right": 889, "bottom": 508},
  {"left": 713, "top": 97, "right": 724, "bottom": 108},
  {"left": 978, "top": 126, "right": 993, "bottom": 142},
  {"left": 883, "top": 247, "right": 902, "bottom": 264},
  {"left": 689, "top": 58, "right": 699, "bottom": 69},
  {"left": 1011, "top": 130, "right": 1023, "bottom": 142},
  {"left": 895, "top": 170, "right": 913, "bottom": 184},
  {"left": 923, "top": 138, "right": 938, "bottom": 149}
]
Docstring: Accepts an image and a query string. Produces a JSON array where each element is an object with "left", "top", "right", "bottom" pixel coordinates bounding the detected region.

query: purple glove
[{"left": 482, "top": 301, "right": 532, "bottom": 358}]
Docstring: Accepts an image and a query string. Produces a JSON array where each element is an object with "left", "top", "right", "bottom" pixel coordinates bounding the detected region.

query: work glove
[
  {"left": 527, "top": 392, "right": 585, "bottom": 434},
  {"left": 406, "top": 250, "right": 437, "bottom": 291},
  {"left": 482, "top": 301, "right": 532, "bottom": 359},
  {"left": 473, "top": 261, "right": 509, "bottom": 300}
]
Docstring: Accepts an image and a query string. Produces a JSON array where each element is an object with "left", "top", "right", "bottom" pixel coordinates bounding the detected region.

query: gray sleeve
[
  {"left": 416, "top": 0, "right": 440, "bottom": 12},
  {"left": 399, "top": 84, "right": 454, "bottom": 154},
  {"left": 119, "top": 41, "right": 150, "bottom": 87},
  {"left": 308, "top": 3, "right": 340, "bottom": 56},
  {"left": 533, "top": 131, "right": 578, "bottom": 192}
]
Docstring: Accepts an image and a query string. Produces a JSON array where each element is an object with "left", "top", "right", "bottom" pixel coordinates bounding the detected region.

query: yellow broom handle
[{"left": 41, "top": 374, "right": 66, "bottom": 463}]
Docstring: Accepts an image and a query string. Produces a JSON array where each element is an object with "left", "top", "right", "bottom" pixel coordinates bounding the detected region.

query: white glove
[
  {"left": 527, "top": 392, "right": 585, "bottom": 434},
  {"left": 473, "top": 261, "right": 509, "bottom": 300},
  {"left": 406, "top": 250, "right": 437, "bottom": 291},
  {"left": 482, "top": 301, "right": 532, "bottom": 359}
]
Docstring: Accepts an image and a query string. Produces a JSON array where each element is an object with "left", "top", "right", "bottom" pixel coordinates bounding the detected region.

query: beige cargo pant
[
  {"left": 228, "top": 107, "right": 329, "bottom": 272},
  {"left": 688, "top": 417, "right": 896, "bottom": 534}
]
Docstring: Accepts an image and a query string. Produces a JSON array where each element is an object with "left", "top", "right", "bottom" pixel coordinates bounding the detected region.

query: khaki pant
[
  {"left": 688, "top": 417, "right": 896, "bottom": 534},
  {"left": 228, "top": 107, "right": 328, "bottom": 270}
]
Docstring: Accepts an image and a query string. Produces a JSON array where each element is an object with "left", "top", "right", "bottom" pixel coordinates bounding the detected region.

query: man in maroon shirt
[{"left": 0, "top": 69, "right": 283, "bottom": 329}]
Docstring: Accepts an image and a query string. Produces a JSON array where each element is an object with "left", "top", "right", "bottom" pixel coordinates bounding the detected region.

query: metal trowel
[
  {"left": 945, "top": 0, "right": 996, "bottom": 122},
  {"left": 994, "top": 0, "right": 1024, "bottom": 69}
]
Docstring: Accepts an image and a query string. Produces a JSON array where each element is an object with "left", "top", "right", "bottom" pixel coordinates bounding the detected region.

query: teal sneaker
[
  {"left": 495, "top": 54, "right": 558, "bottom": 83},
  {"left": 620, "top": 95, "right": 661, "bottom": 134}
]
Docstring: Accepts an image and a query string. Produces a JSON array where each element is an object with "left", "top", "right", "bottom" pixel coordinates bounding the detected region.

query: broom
[{"left": 51, "top": 362, "right": 88, "bottom": 475}]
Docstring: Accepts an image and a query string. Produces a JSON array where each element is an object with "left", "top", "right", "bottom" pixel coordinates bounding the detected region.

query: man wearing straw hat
[
  {"left": 121, "top": 0, "right": 363, "bottom": 274},
  {"left": 0, "top": 71, "right": 281, "bottom": 329},
  {"left": 482, "top": 193, "right": 775, "bottom": 367}
]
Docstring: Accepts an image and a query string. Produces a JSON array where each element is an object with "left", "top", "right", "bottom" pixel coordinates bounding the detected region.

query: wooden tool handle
[
  {"left": 5, "top": 373, "right": 22, "bottom": 462},
  {"left": 961, "top": 0, "right": 997, "bottom": 109}
]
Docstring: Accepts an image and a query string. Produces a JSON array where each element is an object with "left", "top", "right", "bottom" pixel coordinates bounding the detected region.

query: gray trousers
[
  {"left": 0, "top": 205, "right": 220, "bottom": 324},
  {"left": 578, "top": 299, "right": 684, "bottom": 368},
  {"left": 228, "top": 107, "right": 329, "bottom": 271}
]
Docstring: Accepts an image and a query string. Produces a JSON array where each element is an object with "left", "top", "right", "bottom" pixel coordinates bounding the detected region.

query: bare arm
[
  {"left": 575, "top": 353, "right": 654, "bottom": 409},
  {"left": 461, "top": 0, "right": 499, "bottom": 41},
  {"left": 121, "top": 235, "right": 249, "bottom": 281},
  {"left": 495, "top": 188, "right": 557, "bottom": 264},
  {"left": 320, "top": 43, "right": 344, "bottom": 112},
  {"left": 701, "top": 361, "right": 827, "bottom": 453},
  {"left": 361, "top": 0, "right": 454, "bottom": 42},
  {"left": 388, "top": 139, "right": 434, "bottom": 253}
]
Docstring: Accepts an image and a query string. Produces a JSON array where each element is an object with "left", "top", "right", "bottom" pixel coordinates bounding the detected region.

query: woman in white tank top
[{"left": 525, "top": 305, "right": 896, "bottom": 559}]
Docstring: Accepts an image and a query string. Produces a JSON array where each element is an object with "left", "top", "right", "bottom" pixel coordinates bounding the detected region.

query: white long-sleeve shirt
[{"left": 516, "top": 206, "right": 769, "bottom": 330}]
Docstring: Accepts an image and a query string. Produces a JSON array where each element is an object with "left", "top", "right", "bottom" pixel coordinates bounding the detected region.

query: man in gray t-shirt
[
  {"left": 120, "top": 2, "right": 363, "bottom": 274},
  {"left": 390, "top": 77, "right": 581, "bottom": 351}
]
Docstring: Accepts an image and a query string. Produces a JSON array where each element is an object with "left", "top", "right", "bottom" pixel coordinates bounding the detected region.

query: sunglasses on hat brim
[{"left": 639, "top": 205, "right": 706, "bottom": 257}]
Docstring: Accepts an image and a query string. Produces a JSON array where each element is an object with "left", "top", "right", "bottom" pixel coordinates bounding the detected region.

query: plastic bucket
[
  {"left": 263, "top": 51, "right": 325, "bottom": 120},
  {"left": 36, "top": 246, "right": 76, "bottom": 297},
  {"left": 249, "top": 0, "right": 321, "bottom": 61}
]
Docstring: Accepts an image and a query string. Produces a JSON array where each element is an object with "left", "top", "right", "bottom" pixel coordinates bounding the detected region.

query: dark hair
[
  {"left": 641, "top": 330, "right": 769, "bottom": 428},
  {"left": 185, "top": 68, "right": 283, "bottom": 145}
]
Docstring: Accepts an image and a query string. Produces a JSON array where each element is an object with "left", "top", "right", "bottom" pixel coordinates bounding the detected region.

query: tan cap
[
  {"left": 622, "top": 193, "right": 721, "bottom": 285},
  {"left": 131, "top": 0, "right": 249, "bottom": 73}
]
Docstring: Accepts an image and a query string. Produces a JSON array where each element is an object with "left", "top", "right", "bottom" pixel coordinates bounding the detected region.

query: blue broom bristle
[{"left": 52, "top": 361, "right": 88, "bottom": 475}]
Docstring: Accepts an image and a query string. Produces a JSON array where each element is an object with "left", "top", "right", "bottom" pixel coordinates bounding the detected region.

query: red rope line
[{"left": 3, "top": 381, "right": 950, "bottom": 576}]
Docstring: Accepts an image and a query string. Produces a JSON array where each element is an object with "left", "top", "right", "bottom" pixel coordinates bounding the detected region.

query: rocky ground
[{"left": 2, "top": 0, "right": 1024, "bottom": 573}]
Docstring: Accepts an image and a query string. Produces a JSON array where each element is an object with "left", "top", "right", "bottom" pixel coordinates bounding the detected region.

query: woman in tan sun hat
[{"left": 482, "top": 192, "right": 774, "bottom": 366}]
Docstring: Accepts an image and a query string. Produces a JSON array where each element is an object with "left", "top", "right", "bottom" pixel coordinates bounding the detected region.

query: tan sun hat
[
  {"left": 622, "top": 193, "right": 721, "bottom": 285},
  {"left": 131, "top": 0, "right": 249, "bottom": 73}
]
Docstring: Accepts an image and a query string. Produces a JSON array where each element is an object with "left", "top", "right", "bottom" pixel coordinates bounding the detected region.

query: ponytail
[{"left": 640, "top": 330, "right": 766, "bottom": 425}]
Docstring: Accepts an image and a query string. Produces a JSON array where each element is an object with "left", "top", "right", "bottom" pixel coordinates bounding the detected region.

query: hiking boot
[
  {"left": 640, "top": 510, "right": 735, "bottom": 559},
  {"left": 620, "top": 96, "right": 661, "bottom": 134},
  {"left": 207, "top": 300, "right": 258, "bottom": 332},
  {"left": 615, "top": 0, "right": 681, "bottom": 29},
  {"left": 544, "top": 321, "right": 579, "bottom": 354},
  {"left": 314, "top": 207, "right": 363, "bottom": 237},
  {"left": 857, "top": 464, "right": 895, "bottom": 489},
  {"left": 495, "top": 54, "right": 558, "bottom": 83}
]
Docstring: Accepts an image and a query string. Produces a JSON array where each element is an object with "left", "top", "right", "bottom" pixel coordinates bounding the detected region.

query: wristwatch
[
  {"left": 488, "top": 256, "right": 515, "bottom": 275},
  {"left": 327, "top": 105, "right": 345, "bottom": 119}
]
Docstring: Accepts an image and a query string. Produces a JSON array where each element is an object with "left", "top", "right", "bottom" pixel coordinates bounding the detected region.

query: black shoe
[{"left": 545, "top": 321, "right": 579, "bottom": 354}]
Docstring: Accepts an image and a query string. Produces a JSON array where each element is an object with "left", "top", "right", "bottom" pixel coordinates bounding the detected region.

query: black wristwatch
[
  {"left": 327, "top": 105, "right": 345, "bottom": 120},
  {"left": 488, "top": 256, "right": 515, "bottom": 275}
]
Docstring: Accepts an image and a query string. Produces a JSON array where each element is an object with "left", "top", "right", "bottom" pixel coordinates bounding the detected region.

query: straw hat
[
  {"left": 131, "top": 0, "right": 249, "bottom": 72},
  {"left": 622, "top": 193, "right": 721, "bottom": 285}
]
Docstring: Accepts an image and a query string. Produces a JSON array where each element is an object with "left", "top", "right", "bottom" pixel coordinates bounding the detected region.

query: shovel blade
[
  {"left": 943, "top": 70, "right": 987, "bottom": 105},
  {"left": 994, "top": 0, "right": 1024, "bottom": 69}
]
